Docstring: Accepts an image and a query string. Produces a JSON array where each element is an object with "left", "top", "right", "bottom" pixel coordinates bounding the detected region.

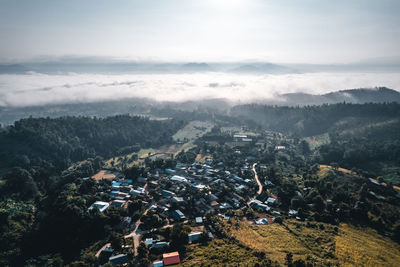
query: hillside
[
  {"left": 223, "top": 219, "right": 400, "bottom": 266},
  {"left": 0, "top": 115, "right": 185, "bottom": 172},
  {"left": 279, "top": 87, "right": 400, "bottom": 106}
]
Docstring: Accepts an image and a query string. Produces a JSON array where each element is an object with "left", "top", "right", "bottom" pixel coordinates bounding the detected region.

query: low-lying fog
[{"left": 1, "top": 72, "right": 400, "bottom": 107}]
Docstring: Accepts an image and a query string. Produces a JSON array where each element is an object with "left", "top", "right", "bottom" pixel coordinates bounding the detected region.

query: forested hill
[
  {"left": 230, "top": 102, "right": 400, "bottom": 136},
  {"left": 0, "top": 115, "right": 185, "bottom": 173}
]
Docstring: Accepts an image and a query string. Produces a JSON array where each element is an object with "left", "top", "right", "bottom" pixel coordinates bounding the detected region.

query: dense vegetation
[
  {"left": 0, "top": 115, "right": 184, "bottom": 266},
  {"left": 0, "top": 115, "right": 185, "bottom": 173},
  {"left": 231, "top": 102, "right": 400, "bottom": 136}
]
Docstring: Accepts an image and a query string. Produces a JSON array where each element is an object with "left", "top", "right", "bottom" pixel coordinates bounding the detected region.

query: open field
[
  {"left": 173, "top": 121, "right": 214, "bottom": 142},
  {"left": 91, "top": 170, "right": 116, "bottom": 181},
  {"left": 103, "top": 142, "right": 197, "bottom": 170},
  {"left": 178, "top": 239, "right": 263, "bottom": 266},
  {"left": 336, "top": 223, "right": 400, "bottom": 267},
  {"left": 228, "top": 220, "right": 335, "bottom": 265},
  {"left": 226, "top": 219, "right": 400, "bottom": 266}
]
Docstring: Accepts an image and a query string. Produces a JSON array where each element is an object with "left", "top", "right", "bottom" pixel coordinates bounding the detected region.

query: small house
[
  {"left": 153, "top": 261, "right": 164, "bottom": 267},
  {"left": 172, "top": 210, "right": 186, "bottom": 221},
  {"left": 163, "top": 251, "right": 180, "bottom": 266},
  {"left": 109, "top": 254, "right": 129, "bottom": 265},
  {"left": 195, "top": 217, "right": 203, "bottom": 224},
  {"left": 266, "top": 197, "right": 276, "bottom": 205},
  {"left": 188, "top": 231, "right": 203, "bottom": 242},
  {"left": 88, "top": 201, "right": 109, "bottom": 212},
  {"left": 110, "top": 200, "right": 126, "bottom": 208}
]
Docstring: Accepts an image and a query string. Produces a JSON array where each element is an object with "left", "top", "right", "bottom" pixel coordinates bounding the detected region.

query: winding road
[{"left": 252, "top": 163, "right": 263, "bottom": 195}]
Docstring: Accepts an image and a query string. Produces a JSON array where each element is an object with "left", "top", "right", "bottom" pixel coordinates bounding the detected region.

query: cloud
[{"left": 0, "top": 72, "right": 399, "bottom": 107}]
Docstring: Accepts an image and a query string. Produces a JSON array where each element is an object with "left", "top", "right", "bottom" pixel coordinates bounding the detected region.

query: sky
[{"left": 0, "top": 0, "right": 399, "bottom": 63}]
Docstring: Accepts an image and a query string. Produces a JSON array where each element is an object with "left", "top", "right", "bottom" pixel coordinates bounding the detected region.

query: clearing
[
  {"left": 172, "top": 121, "right": 214, "bottom": 142},
  {"left": 226, "top": 219, "right": 400, "bottom": 266}
]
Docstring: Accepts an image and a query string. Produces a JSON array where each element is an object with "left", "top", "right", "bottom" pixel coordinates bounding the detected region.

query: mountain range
[{"left": 276, "top": 87, "right": 400, "bottom": 106}]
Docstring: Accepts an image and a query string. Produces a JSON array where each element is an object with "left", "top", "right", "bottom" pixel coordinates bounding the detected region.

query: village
[
  {"left": 81, "top": 122, "right": 399, "bottom": 267},
  {"left": 87, "top": 129, "right": 299, "bottom": 266}
]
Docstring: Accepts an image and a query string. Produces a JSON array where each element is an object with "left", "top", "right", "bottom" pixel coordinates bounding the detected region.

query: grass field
[
  {"left": 228, "top": 220, "right": 336, "bottom": 265},
  {"left": 178, "top": 239, "right": 264, "bottom": 266},
  {"left": 336, "top": 223, "right": 400, "bottom": 267},
  {"left": 103, "top": 142, "right": 197, "bottom": 170},
  {"left": 225, "top": 219, "right": 400, "bottom": 266},
  {"left": 173, "top": 121, "right": 214, "bottom": 142}
]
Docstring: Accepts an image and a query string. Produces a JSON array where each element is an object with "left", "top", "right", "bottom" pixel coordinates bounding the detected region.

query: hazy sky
[{"left": 0, "top": 0, "right": 399, "bottom": 63}]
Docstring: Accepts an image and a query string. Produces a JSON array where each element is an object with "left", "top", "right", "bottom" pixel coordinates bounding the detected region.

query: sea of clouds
[{"left": 0, "top": 72, "right": 400, "bottom": 107}]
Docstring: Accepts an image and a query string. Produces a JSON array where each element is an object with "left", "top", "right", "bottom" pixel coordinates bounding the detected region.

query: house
[
  {"left": 165, "top": 168, "right": 175, "bottom": 175},
  {"left": 172, "top": 210, "right": 186, "bottom": 221},
  {"left": 130, "top": 189, "right": 143, "bottom": 197},
  {"left": 275, "top": 146, "right": 286, "bottom": 150},
  {"left": 188, "top": 231, "right": 203, "bottom": 242},
  {"left": 250, "top": 200, "right": 270, "bottom": 211},
  {"left": 110, "top": 191, "right": 129, "bottom": 200},
  {"left": 288, "top": 209, "right": 298, "bottom": 216},
  {"left": 233, "top": 175, "right": 244, "bottom": 183},
  {"left": 145, "top": 238, "right": 154, "bottom": 246},
  {"left": 210, "top": 201, "right": 219, "bottom": 207},
  {"left": 121, "top": 179, "right": 133, "bottom": 185},
  {"left": 110, "top": 200, "right": 126, "bottom": 208},
  {"left": 171, "top": 175, "right": 188, "bottom": 183},
  {"left": 266, "top": 197, "right": 276, "bottom": 205},
  {"left": 88, "top": 201, "right": 109, "bottom": 212},
  {"left": 271, "top": 211, "right": 281, "bottom": 216},
  {"left": 172, "top": 196, "right": 185, "bottom": 204},
  {"left": 219, "top": 202, "right": 233, "bottom": 209},
  {"left": 111, "top": 181, "right": 121, "bottom": 189},
  {"left": 109, "top": 254, "right": 129, "bottom": 265},
  {"left": 255, "top": 218, "right": 269, "bottom": 225},
  {"left": 163, "top": 252, "right": 180, "bottom": 266},
  {"left": 153, "top": 260, "right": 164, "bottom": 267},
  {"left": 195, "top": 217, "right": 203, "bottom": 224},
  {"left": 191, "top": 184, "right": 207, "bottom": 191},
  {"left": 162, "top": 190, "right": 176, "bottom": 198},
  {"left": 152, "top": 241, "right": 170, "bottom": 249},
  {"left": 235, "top": 185, "right": 246, "bottom": 191}
]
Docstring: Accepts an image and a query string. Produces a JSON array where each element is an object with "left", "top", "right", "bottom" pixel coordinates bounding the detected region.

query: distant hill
[
  {"left": 230, "top": 63, "right": 296, "bottom": 74},
  {"left": 0, "top": 64, "right": 30, "bottom": 74},
  {"left": 179, "top": 62, "right": 213, "bottom": 72},
  {"left": 278, "top": 87, "right": 400, "bottom": 105}
]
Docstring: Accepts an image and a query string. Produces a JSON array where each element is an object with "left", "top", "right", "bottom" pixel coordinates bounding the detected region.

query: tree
[
  {"left": 170, "top": 224, "right": 190, "bottom": 250},
  {"left": 285, "top": 252, "right": 293, "bottom": 266},
  {"left": 137, "top": 242, "right": 149, "bottom": 259},
  {"left": 4, "top": 167, "right": 39, "bottom": 200},
  {"left": 111, "top": 233, "right": 123, "bottom": 252},
  {"left": 393, "top": 221, "right": 400, "bottom": 243}
]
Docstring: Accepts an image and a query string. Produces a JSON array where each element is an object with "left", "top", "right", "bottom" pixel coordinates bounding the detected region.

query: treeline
[
  {"left": 230, "top": 102, "right": 400, "bottom": 136},
  {"left": 0, "top": 115, "right": 185, "bottom": 172},
  {"left": 318, "top": 119, "right": 400, "bottom": 182}
]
